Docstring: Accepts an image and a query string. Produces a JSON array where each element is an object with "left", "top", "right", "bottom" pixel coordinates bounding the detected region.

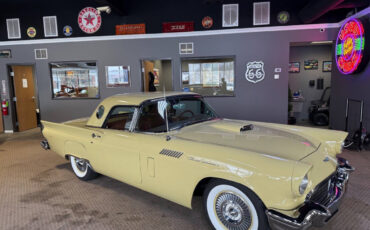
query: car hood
[{"left": 173, "top": 119, "right": 321, "bottom": 161}]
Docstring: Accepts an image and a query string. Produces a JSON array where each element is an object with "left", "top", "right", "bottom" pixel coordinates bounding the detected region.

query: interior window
[{"left": 104, "top": 106, "right": 136, "bottom": 131}]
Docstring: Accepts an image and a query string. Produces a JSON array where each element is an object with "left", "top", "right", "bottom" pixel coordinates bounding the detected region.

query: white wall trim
[
  {"left": 0, "top": 22, "right": 340, "bottom": 47},
  {"left": 4, "top": 130, "right": 14, "bottom": 134}
]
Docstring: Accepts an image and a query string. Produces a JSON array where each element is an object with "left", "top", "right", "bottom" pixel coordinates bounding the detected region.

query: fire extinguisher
[{"left": 2, "top": 99, "right": 9, "bottom": 116}]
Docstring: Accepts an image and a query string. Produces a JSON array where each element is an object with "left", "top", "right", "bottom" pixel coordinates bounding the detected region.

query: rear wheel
[
  {"left": 70, "top": 156, "right": 98, "bottom": 181},
  {"left": 203, "top": 179, "right": 269, "bottom": 230}
]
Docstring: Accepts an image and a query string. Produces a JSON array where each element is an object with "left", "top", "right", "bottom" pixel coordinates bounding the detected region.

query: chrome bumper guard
[
  {"left": 40, "top": 140, "right": 50, "bottom": 150},
  {"left": 266, "top": 158, "right": 354, "bottom": 230}
]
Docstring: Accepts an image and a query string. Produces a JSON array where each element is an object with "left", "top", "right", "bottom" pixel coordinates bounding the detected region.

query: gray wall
[
  {"left": 0, "top": 26, "right": 338, "bottom": 131},
  {"left": 289, "top": 45, "right": 332, "bottom": 121},
  {"left": 330, "top": 14, "right": 370, "bottom": 133}
]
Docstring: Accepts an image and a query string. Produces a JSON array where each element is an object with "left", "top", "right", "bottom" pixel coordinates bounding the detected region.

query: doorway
[
  {"left": 288, "top": 42, "right": 332, "bottom": 128},
  {"left": 141, "top": 59, "right": 173, "bottom": 92},
  {"left": 8, "top": 65, "right": 39, "bottom": 132}
]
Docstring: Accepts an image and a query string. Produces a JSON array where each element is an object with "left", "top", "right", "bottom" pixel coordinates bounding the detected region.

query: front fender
[{"left": 187, "top": 153, "right": 302, "bottom": 211}]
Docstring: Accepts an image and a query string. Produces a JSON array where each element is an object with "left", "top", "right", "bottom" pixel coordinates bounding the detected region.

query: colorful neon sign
[{"left": 335, "top": 18, "right": 365, "bottom": 74}]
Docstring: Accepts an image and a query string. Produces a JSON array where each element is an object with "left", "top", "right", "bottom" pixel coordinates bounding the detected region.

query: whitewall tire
[
  {"left": 203, "top": 180, "right": 269, "bottom": 230},
  {"left": 70, "top": 156, "right": 98, "bottom": 181}
]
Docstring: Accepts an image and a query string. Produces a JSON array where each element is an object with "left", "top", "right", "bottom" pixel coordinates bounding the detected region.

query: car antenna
[{"left": 163, "top": 86, "right": 170, "bottom": 140}]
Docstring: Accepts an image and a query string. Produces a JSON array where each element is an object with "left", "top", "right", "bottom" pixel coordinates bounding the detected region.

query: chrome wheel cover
[
  {"left": 75, "top": 158, "right": 87, "bottom": 172},
  {"left": 215, "top": 192, "right": 252, "bottom": 230}
]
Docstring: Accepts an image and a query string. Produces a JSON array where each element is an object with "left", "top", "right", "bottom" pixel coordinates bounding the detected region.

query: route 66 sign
[{"left": 245, "top": 61, "right": 265, "bottom": 83}]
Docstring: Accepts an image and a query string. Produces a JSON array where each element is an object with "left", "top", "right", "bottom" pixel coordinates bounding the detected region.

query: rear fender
[{"left": 64, "top": 141, "right": 87, "bottom": 159}]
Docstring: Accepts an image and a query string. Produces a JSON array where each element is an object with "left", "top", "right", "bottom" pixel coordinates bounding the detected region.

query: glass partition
[
  {"left": 181, "top": 57, "right": 235, "bottom": 96},
  {"left": 50, "top": 62, "right": 99, "bottom": 99}
]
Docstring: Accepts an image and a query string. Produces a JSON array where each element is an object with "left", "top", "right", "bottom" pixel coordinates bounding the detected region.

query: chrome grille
[
  {"left": 307, "top": 173, "right": 337, "bottom": 206},
  {"left": 159, "top": 149, "right": 183, "bottom": 158}
]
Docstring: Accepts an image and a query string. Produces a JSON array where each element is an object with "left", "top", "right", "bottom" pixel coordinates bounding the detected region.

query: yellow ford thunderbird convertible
[{"left": 41, "top": 92, "right": 354, "bottom": 230}]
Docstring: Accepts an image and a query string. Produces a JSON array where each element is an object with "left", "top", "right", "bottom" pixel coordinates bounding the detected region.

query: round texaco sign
[{"left": 78, "top": 7, "right": 102, "bottom": 34}]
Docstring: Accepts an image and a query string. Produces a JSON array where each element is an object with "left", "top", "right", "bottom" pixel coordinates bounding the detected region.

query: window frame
[
  {"left": 43, "top": 16, "right": 58, "bottom": 37},
  {"left": 6, "top": 18, "right": 21, "bottom": 39},
  {"left": 180, "top": 56, "right": 236, "bottom": 97},
  {"left": 102, "top": 105, "right": 139, "bottom": 132},
  {"left": 49, "top": 60, "right": 100, "bottom": 100}
]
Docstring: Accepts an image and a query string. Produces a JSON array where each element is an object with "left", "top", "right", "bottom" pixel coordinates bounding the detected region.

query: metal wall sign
[
  {"left": 78, "top": 7, "right": 102, "bottom": 34},
  {"left": 27, "top": 27, "right": 37, "bottom": 38},
  {"left": 202, "top": 16, "right": 213, "bottom": 29},
  {"left": 162, "top": 22, "right": 194, "bottom": 33},
  {"left": 116, "top": 24, "right": 146, "bottom": 35},
  {"left": 63, "top": 25, "right": 73, "bottom": 36},
  {"left": 245, "top": 61, "right": 265, "bottom": 83},
  {"left": 277, "top": 11, "right": 290, "bottom": 24}
]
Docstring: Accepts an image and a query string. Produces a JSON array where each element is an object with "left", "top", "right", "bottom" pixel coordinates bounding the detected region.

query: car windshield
[{"left": 136, "top": 95, "right": 217, "bottom": 133}]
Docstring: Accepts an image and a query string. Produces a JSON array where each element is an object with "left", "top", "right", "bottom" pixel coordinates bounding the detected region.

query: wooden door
[
  {"left": 143, "top": 61, "right": 154, "bottom": 92},
  {"left": 12, "top": 66, "right": 37, "bottom": 131}
]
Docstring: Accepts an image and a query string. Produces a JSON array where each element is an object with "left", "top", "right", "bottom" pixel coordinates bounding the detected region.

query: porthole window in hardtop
[
  {"left": 96, "top": 105, "right": 104, "bottom": 119},
  {"left": 50, "top": 62, "right": 99, "bottom": 99},
  {"left": 181, "top": 57, "right": 235, "bottom": 96}
]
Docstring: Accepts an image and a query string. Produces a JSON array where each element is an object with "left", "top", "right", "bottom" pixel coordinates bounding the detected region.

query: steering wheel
[{"left": 177, "top": 110, "right": 194, "bottom": 119}]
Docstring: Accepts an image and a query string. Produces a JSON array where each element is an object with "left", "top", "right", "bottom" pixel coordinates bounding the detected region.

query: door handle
[{"left": 92, "top": 133, "right": 101, "bottom": 138}]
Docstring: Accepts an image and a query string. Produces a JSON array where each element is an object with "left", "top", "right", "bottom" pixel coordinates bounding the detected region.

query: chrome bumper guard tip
[
  {"left": 40, "top": 140, "right": 50, "bottom": 150},
  {"left": 266, "top": 159, "right": 353, "bottom": 230}
]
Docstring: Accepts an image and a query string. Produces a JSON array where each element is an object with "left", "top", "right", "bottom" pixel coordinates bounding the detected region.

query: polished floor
[{"left": 0, "top": 129, "right": 369, "bottom": 230}]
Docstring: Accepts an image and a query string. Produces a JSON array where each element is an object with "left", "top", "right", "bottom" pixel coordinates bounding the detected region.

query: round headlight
[{"left": 299, "top": 174, "right": 309, "bottom": 195}]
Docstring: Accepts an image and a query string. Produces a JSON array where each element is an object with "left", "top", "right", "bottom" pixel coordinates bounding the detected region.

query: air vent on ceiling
[
  {"left": 159, "top": 149, "right": 183, "bottom": 158},
  {"left": 179, "top": 42, "right": 194, "bottom": 55},
  {"left": 34, "top": 49, "right": 48, "bottom": 59},
  {"left": 253, "top": 2, "right": 270, "bottom": 26},
  {"left": 43, "top": 16, "right": 58, "bottom": 37},
  {"left": 222, "top": 4, "right": 239, "bottom": 27},
  {"left": 6, "top": 18, "right": 21, "bottom": 39}
]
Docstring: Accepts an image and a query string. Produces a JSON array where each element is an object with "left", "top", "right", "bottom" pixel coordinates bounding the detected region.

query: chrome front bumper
[{"left": 266, "top": 158, "right": 354, "bottom": 230}]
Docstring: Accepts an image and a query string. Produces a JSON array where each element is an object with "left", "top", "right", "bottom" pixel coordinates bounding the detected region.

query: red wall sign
[
  {"left": 335, "top": 18, "right": 366, "bottom": 74},
  {"left": 162, "top": 22, "right": 194, "bottom": 33},
  {"left": 116, "top": 24, "right": 146, "bottom": 35},
  {"left": 78, "top": 7, "right": 102, "bottom": 34},
  {"left": 202, "top": 16, "right": 213, "bottom": 29}
]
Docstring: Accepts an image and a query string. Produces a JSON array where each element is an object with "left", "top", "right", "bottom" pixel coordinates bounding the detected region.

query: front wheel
[
  {"left": 203, "top": 180, "right": 269, "bottom": 230},
  {"left": 70, "top": 156, "right": 98, "bottom": 181}
]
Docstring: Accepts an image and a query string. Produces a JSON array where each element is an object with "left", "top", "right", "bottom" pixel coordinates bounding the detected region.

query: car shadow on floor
[{"left": 53, "top": 161, "right": 211, "bottom": 229}]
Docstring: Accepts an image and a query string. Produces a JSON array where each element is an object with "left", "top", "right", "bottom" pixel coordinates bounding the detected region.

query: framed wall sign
[
  {"left": 322, "top": 61, "right": 332, "bottom": 72},
  {"left": 116, "top": 24, "right": 146, "bottom": 35},
  {"left": 106, "top": 66, "right": 130, "bottom": 87},
  {"left": 289, "top": 62, "right": 300, "bottom": 73},
  {"left": 304, "top": 60, "right": 318, "bottom": 70},
  {"left": 162, "top": 22, "right": 194, "bottom": 33}
]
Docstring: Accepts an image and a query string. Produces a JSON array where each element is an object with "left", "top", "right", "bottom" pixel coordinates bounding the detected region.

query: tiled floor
[{"left": 0, "top": 129, "right": 369, "bottom": 230}]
